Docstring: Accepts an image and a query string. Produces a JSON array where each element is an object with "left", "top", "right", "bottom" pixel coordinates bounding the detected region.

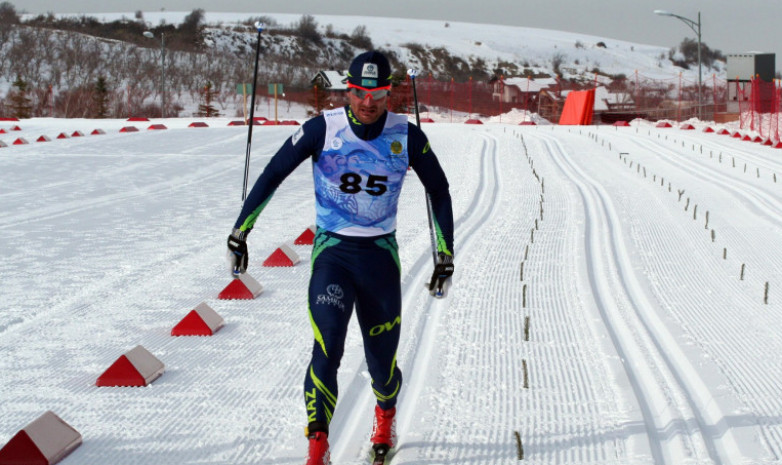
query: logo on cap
[{"left": 362, "top": 63, "right": 379, "bottom": 79}]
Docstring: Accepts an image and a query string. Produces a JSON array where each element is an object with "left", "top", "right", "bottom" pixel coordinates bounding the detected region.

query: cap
[{"left": 347, "top": 51, "right": 392, "bottom": 89}]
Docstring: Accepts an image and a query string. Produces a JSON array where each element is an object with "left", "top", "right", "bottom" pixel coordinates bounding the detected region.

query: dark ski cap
[{"left": 347, "top": 51, "right": 392, "bottom": 89}]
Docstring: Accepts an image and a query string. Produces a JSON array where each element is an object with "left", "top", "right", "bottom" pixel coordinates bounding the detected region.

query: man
[{"left": 227, "top": 50, "right": 454, "bottom": 465}]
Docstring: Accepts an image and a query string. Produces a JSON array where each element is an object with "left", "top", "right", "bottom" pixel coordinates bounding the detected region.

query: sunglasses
[{"left": 348, "top": 84, "right": 391, "bottom": 100}]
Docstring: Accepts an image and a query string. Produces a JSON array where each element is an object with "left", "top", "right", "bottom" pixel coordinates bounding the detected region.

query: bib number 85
[{"left": 339, "top": 173, "right": 388, "bottom": 196}]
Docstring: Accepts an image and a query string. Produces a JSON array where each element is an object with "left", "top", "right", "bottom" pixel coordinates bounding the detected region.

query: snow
[{"left": 2, "top": 114, "right": 782, "bottom": 465}]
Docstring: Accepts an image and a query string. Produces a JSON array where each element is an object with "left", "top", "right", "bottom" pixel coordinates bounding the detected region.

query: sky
[{"left": 12, "top": 0, "right": 781, "bottom": 62}]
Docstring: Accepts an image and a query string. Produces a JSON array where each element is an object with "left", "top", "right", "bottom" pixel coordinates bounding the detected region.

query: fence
[
  {"left": 7, "top": 72, "right": 767, "bottom": 129},
  {"left": 738, "top": 78, "right": 782, "bottom": 142}
]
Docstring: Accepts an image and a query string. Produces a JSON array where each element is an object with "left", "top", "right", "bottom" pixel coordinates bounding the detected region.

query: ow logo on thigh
[{"left": 370, "top": 316, "right": 401, "bottom": 336}]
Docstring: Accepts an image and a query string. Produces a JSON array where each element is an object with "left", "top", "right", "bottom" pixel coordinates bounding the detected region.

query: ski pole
[
  {"left": 242, "top": 21, "right": 264, "bottom": 202},
  {"left": 407, "top": 69, "right": 438, "bottom": 267}
]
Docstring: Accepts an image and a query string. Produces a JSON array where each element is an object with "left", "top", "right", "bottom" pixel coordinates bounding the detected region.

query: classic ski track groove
[
  {"left": 5, "top": 124, "right": 781, "bottom": 464},
  {"left": 574, "top": 127, "right": 782, "bottom": 460},
  {"left": 324, "top": 133, "right": 499, "bottom": 464},
  {"left": 539, "top": 132, "right": 743, "bottom": 465},
  {"left": 607, "top": 131, "right": 782, "bottom": 228}
]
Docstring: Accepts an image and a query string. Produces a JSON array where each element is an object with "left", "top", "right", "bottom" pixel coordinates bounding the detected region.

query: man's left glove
[
  {"left": 227, "top": 229, "right": 249, "bottom": 276},
  {"left": 428, "top": 252, "right": 454, "bottom": 298}
]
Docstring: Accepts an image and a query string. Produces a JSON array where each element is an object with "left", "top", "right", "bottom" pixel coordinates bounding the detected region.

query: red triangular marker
[
  {"left": 0, "top": 430, "right": 48, "bottom": 465},
  {"left": 219, "top": 278, "right": 254, "bottom": 300},
  {"left": 96, "top": 355, "right": 145, "bottom": 387},
  {"left": 172, "top": 310, "right": 213, "bottom": 336},
  {"left": 294, "top": 227, "right": 315, "bottom": 245},
  {"left": 263, "top": 248, "right": 296, "bottom": 266}
]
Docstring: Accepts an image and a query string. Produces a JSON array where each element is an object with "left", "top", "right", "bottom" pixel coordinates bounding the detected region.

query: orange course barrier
[{"left": 559, "top": 89, "right": 595, "bottom": 125}]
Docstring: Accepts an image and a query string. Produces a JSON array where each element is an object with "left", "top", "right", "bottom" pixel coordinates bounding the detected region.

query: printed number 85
[{"left": 339, "top": 173, "right": 388, "bottom": 196}]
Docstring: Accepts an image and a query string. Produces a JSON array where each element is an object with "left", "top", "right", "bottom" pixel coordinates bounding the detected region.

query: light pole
[
  {"left": 654, "top": 9, "right": 702, "bottom": 119},
  {"left": 143, "top": 31, "right": 167, "bottom": 118}
]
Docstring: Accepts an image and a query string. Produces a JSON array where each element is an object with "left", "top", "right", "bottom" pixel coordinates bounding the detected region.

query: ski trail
[
  {"left": 0, "top": 160, "right": 238, "bottom": 230},
  {"left": 396, "top": 134, "right": 501, "bottom": 455},
  {"left": 608, "top": 132, "right": 782, "bottom": 229},
  {"left": 327, "top": 133, "right": 500, "bottom": 464},
  {"left": 540, "top": 133, "right": 748, "bottom": 465}
]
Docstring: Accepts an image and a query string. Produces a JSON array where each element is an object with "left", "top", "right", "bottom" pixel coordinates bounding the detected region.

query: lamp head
[
  {"left": 143, "top": 31, "right": 154, "bottom": 38},
  {"left": 653, "top": 10, "right": 673, "bottom": 16}
]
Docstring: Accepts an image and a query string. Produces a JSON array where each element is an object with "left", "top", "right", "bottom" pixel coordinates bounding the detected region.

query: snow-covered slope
[
  {"left": 47, "top": 11, "right": 723, "bottom": 82},
  {"left": 1, "top": 116, "right": 780, "bottom": 464}
]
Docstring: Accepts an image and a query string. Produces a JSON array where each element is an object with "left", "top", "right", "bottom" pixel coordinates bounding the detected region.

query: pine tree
[
  {"left": 9, "top": 76, "right": 32, "bottom": 119},
  {"left": 197, "top": 81, "right": 220, "bottom": 117},
  {"left": 93, "top": 76, "right": 110, "bottom": 118}
]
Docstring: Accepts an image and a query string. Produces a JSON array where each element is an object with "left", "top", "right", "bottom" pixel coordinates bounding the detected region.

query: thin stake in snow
[
  {"left": 764, "top": 282, "right": 770, "bottom": 304},
  {"left": 524, "top": 316, "right": 530, "bottom": 342},
  {"left": 514, "top": 431, "right": 524, "bottom": 460},
  {"left": 522, "top": 360, "right": 529, "bottom": 389}
]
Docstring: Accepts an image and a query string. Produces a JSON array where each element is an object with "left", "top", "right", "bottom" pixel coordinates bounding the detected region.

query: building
[
  {"left": 311, "top": 70, "right": 349, "bottom": 92},
  {"left": 725, "top": 52, "right": 776, "bottom": 116}
]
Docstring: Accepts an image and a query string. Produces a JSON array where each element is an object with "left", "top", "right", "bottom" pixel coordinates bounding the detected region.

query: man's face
[{"left": 348, "top": 88, "right": 389, "bottom": 124}]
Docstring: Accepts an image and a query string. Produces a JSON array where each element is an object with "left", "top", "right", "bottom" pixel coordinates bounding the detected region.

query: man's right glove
[
  {"left": 226, "top": 229, "right": 249, "bottom": 276},
  {"left": 428, "top": 252, "right": 454, "bottom": 298}
]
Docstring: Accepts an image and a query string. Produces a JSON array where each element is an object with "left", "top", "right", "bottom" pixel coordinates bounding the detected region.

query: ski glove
[
  {"left": 428, "top": 253, "right": 454, "bottom": 298},
  {"left": 227, "top": 229, "right": 249, "bottom": 276}
]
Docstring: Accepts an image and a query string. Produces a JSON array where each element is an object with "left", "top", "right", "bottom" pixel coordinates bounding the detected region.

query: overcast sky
[{"left": 12, "top": 0, "right": 782, "bottom": 71}]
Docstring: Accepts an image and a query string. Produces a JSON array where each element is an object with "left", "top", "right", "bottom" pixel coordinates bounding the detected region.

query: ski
[{"left": 370, "top": 444, "right": 393, "bottom": 465}]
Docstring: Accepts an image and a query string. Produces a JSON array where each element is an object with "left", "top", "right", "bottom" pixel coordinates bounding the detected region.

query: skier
[{"left": 226, "top": 50, "right": 455, "bottom": 465}]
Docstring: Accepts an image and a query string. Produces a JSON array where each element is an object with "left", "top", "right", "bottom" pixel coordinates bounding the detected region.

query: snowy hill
[
  {"left": 44, "top": 11, "right": 724, "bottom": 83},
  {"left": 2, "top": 11, "right": 727, "bottom": 120}
]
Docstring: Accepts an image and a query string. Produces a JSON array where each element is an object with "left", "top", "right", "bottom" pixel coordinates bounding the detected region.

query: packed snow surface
[{"left": 1, "top": 116, "right": 781, "bottom": 465}]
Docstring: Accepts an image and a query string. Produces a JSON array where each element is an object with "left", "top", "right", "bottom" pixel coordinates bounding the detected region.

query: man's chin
[{"left": 358, "top": 111, "right": 379, "bottom": 124}]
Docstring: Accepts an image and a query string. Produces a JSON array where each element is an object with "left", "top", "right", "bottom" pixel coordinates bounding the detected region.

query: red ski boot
[
  {"left": 370, "top": 405, "right": 397, "bottom": 449},
  {"left": 304, "top": 430, "right": 330, "bottom": 465}
]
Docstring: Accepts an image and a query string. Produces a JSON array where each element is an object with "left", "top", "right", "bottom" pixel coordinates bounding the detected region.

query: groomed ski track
[{"left": 1, "top": 120, "right": 781, "bottom": 464}]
